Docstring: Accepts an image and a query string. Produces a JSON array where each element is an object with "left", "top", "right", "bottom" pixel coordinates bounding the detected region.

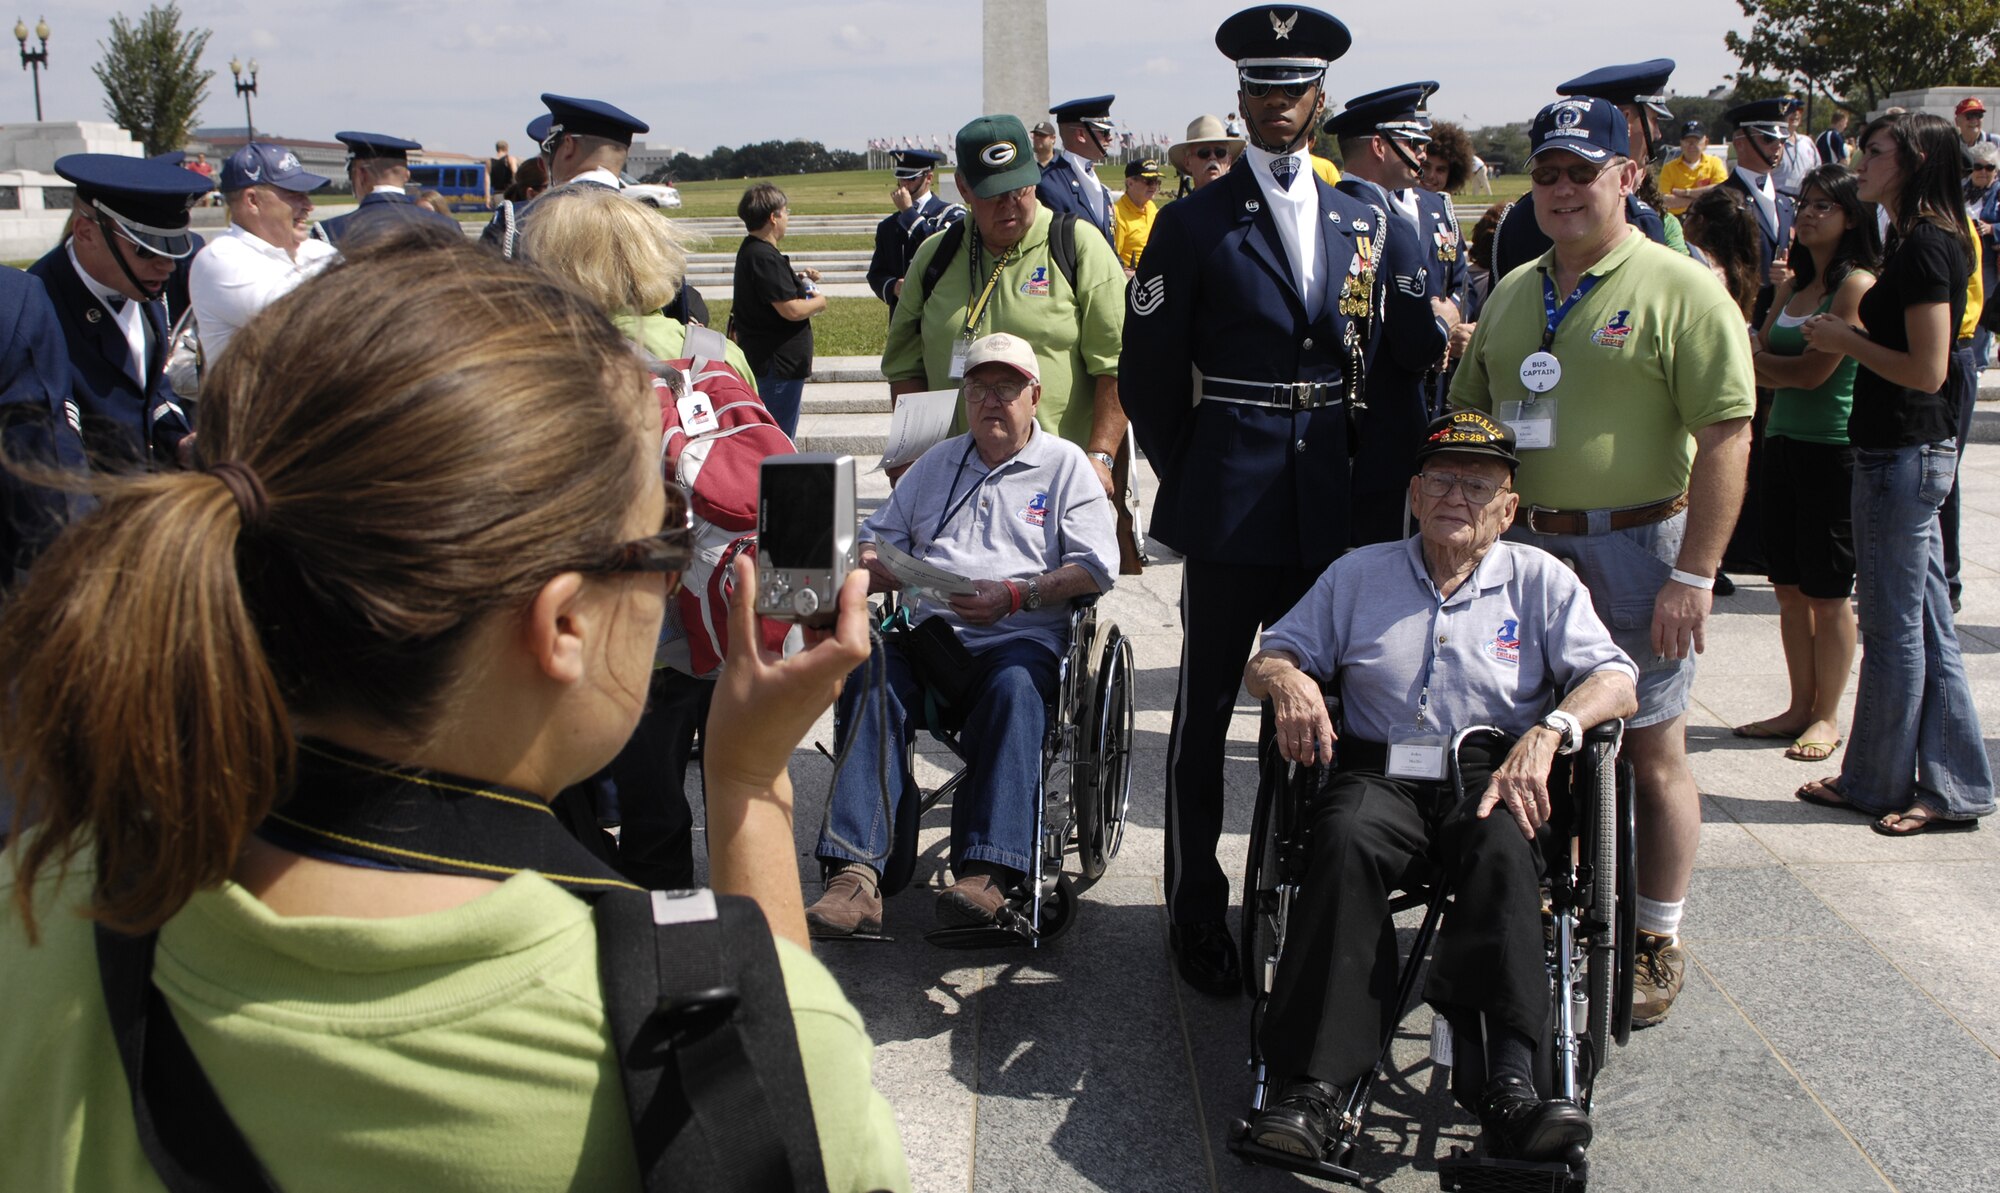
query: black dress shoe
[
  {"left": 1478, "top": 1076, "right": 1593, "bottom": 1161},
  {"left": 1249, "top": 1078, "right": 1343, "bottom": 1159},
  {"left": 1169, "top": 921, "right": 1240, "bottom": 996},
  {"left": 1713, "top": 572, "right": 1736, "bottom": 597}
]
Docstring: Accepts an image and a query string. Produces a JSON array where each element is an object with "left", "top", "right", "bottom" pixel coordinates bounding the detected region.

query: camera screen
[{"left": 759, "top": 464, "right": 837, "bottom": 567}]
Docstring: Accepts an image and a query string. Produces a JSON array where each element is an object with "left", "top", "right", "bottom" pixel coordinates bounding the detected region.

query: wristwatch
[
  {"left": 1087, "top": 451, "right": 1117, "bottom": 469},
  {"left": 1025, "top": 576, "right": 1043, "bottom": 610},
  {"left": 1539, "top": 710, "right": 1583, "bottom": 755}
]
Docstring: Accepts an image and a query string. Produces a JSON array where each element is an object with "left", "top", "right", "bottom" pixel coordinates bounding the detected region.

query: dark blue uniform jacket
[
  {"left": 867, "top": 193, "right": 965, "bottom": 309},
  {"left": 320, "top": 190, "right": 462, "bottom": 249},
  {"left": 0, "top": 267, "right": 90, "bottom": 582},
  {"left": 28, "top": 246, "right": 189, "bottom": 468}
]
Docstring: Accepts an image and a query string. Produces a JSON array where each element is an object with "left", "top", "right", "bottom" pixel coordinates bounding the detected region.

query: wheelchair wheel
[
  {"left": 1583, "top": 740, "right": 1620, "bottom": 1102},
  {"left": 1076, "top": 628, "right": 1135, "bottom": 881},
  {"left": 1035, "top": 872, "right": 1080, "bottom": 941},
  {"left": 1240, "top": 741, "right": 1287, "bottom": 1000},
  {"left": 1613, "top": 757, "right": 1638, "bottom": 1045}
]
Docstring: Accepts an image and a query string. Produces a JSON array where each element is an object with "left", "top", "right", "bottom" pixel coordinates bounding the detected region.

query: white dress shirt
[
  {"left": 190, "top": 224, "right": 339, "bottom": 360},
  {"left": 1057, "top": 149, "right": 1113, "bottom": 224},
  {"left": 567, "top": 166, "right": 624, "bottom": 189},
  {"left": 1734, "top": 164, "right": 1777, "bottom": 233},
  {"left": 1242, "top": 143, "right": 1322, "bottom": 311},
  {"left": 67, "top": 242, "right": 148, "bottom": 386}
]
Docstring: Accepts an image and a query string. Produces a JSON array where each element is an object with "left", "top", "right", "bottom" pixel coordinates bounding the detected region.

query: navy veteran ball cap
[
  {"left": 53, "top": 153, "right": 211, "bottom": 259},
  {"left": 1415, "top": 410, "right": 1520, "bottom": 471},
  {"left": 890, "top": 148, "right": 944, "bottom": 179},
  {"left": 955, "top": 115, "right": 1042, "bottom": 198},
  {"left": 336, "top": 131, "right": 423, "bottom": 163},
  {"left": 1050, "top": 95, "right": 1116, "bottom": 131},
  {"left": 1325, "top": 81, "right": 1437, "bottom": 141},
  {"left": 1725, "top": 97, "right": 1796, "bottom": 139},
  {"left": 1215, "top": 6, "right": 1351, "bottom": 83},
  {"left": 1125, "top": 157, "right": 1162, "bottom": 178},
  {"left": 1557, "top": 59, "right": 1676, "bottom": 120},
  {"left": 540, "top": 94, "right": 649, "bottom": 146},
  {"left": 1527, "top": 97, "right": 1630, "bottom": 164},
  {"left": 222, "top": 142, "right": 329, "bottom": 193}
]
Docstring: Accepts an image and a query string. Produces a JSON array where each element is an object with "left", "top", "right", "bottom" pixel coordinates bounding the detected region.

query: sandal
[
  {"left": 1872, "top": 805, "right": 1981, "bottom": 837},
  {"left": 1784, "top": 737, "right": 1841, "bottom": 763},
  {"left": 1794, "top": 776, "right": 1866, "bottom": 813},
  {"left": 1734, "top": 718, "right": 1803, "bottom": 740}
]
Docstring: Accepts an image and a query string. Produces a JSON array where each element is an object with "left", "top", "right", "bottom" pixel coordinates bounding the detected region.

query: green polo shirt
[
  {"left": 881, "top": 204, "right": 1125, "bottom": 446},
  {"left": 1450, "top": 229, "right": 1755, "bottom": 511}
]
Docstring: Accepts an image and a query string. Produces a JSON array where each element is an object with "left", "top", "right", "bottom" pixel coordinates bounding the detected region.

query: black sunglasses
[
  {"left": 1530, "top": 161, "right": 1613, "bottom": 187},
  {"left": 584, "top": 478, "right": 691, "bottom": 579},
  {"left": 1241, "top": 77, "right": 1319, "bottom": 100},
  {"left": 1191, "top": 147, "right": 1232, "bottom": 161}
]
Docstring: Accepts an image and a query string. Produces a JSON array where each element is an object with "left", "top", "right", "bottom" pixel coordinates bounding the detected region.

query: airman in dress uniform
[
  {"left": 1721, "top": 96, "right": 1800, "bottom": 323},
  {"left": 317, "top": 132, "right": 462, "bottom": 249},
  {"left": 1037, "top": 95, "right": 1119, "bottom": 243},
  {"left": 28, "top": 154, "right": 208, "bottom": 469},
  {"left": 0, "top": 266, "right": 89, "bottom": 583},
  {"left": 1121, "top": 4, "right": 1383, "bottom": 996},
  {"left": 867, "top": 148, "right": 966, "bottom": 311},
  {"left": 1492, "top": 60, "right": 1677, "bottom": 282},
  {"left": 1325, "top": 82, "right": 1457, "bottom": 545}
]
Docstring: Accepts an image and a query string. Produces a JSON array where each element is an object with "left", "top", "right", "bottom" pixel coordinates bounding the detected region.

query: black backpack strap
[
  {"left": 95, "top": 925, "right": 280, "bottom": 1193},
  {"left": 596, "top": 888, "right": 830, "bottom": 1193},
  {"left": 1049, "top": 212, "right": 1079, "bottom": 293},
  {"left": 917, "top": 218, "right": 967, "bottom": 305}
]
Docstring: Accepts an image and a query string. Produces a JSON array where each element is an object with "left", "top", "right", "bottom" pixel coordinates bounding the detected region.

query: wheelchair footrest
[
  {"left": 1438, "top": 1148, "right": 1585, "bottom": 1193},
  {"left": 923, "top": 914, "right": 1036, "bottom": 950},
  {"left": 1224, "top": 1118, "right": 1365, "bottom": 1187},
  {"left": 808, "top": 929, "right": 895, "bottom": 943}
]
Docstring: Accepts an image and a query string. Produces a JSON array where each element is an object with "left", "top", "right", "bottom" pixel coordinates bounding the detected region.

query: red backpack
[{"left": 650, "top": 327, "right": 796, "bottom": 677}]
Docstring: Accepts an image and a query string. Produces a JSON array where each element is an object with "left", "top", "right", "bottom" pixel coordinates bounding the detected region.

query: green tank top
[{"left": 1766, "top": 290, "right": 1860, "bottom": 446}]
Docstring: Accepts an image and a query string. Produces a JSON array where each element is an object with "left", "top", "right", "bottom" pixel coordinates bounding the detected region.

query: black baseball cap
[
  {"left": 1414, "top": 410, "right": 1520, "bottom": 472},
  {"left": 1124, "top": 158, "right": 1161, "bottom": 179}
]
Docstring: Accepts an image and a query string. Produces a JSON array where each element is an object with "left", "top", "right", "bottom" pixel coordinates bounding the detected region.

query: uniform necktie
[
  {"left": 1270, "top": 155, "right": 1299, "bottom": 190},
  {"left": 104, "top": 293, "right": 126, "bottom": 313}
]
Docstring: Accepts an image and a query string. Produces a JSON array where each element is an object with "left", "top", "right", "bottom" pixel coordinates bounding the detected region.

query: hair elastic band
[{"left": 209, "top": 460, "right": 271, "bottom": 532}]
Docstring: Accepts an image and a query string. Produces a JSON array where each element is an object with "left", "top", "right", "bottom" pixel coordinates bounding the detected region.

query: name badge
[
  {"left": 1386, "top": 736, "right": 1448, "bottom": 780},
  {"left": 949, "top": 344, "right": 969, "bottom": 379},
  {"left": 1519, "top": 350, "right": 1562, "bottom": 393},
  {"left": 677, "top": 391, "right": 720, "bottom": 436},
  {"left": 1500, "top": 397, "right": 1556, "bottom": 450}
]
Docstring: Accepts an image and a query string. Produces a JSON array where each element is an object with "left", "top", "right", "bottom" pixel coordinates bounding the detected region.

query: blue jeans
[
  {"left": 1841, "top": 444, "right": 1995, "bottom": 819},
  {"left": 817, "top": 634, "right": 1058, "bottom": 886},
  {"left": 759, "top": 376, "right": 805, "bottom": 439}
]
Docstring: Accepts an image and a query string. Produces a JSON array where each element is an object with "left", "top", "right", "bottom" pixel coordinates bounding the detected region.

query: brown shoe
[
  {"left": 805, "top": 866, "right": 882, "bottom": 938},
  {"left": 936, "top": 871, "right": 1010, "bottom": 927},
  {"left": 1632, "top": 930, "right": 1686, "bottom": 1028}
]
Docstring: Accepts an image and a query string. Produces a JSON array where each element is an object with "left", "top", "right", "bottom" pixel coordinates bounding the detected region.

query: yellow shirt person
[{"left": 1112, "top": 159, "right": 1164, "bottom": 270}]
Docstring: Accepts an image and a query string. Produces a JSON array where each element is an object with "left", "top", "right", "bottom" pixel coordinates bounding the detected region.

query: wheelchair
[
  {"left": 1226, "top": 692, "right": 1636, "bottom": 1192},
  {"left": 827, "top": 596, "right": 1136, "bottom": 949}
]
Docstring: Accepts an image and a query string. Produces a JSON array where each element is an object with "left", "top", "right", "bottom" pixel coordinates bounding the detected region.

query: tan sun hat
[
  {"left": 964, "top": 332, "right": 1040, "bottom": 382},
  {"left": 1168, "top": 114, "right": 1245, "bottom": 172}
]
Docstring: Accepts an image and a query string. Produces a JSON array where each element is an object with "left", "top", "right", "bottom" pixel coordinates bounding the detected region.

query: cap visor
[
  {"left": 1530, "top": 139, "right": 1613, "bottom": 163},
  {"left": 274, "top": 171, "right": 331, "bottom": 193},
  {"left": 971, "top": 161, "right": 1043, "bottom": 198},
  {"left": 127, "top": 228, "right": 197, "bottom": 259}
]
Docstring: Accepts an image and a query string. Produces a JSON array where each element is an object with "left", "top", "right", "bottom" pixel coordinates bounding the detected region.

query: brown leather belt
[{"left": 1526, "top": 491, "right": 1688, "bottom": 537}]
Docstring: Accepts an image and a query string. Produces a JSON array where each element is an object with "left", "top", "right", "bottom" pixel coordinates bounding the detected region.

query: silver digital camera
[{"left": 755, "top": 453, "right": 857, "bottom": 629}]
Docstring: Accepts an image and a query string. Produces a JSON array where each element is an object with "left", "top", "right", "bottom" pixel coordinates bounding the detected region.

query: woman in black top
[
  {"left": 1794, "top": 113, "right": 1995, "bottom": 834},
  {"left": 732, "top": 183, "right": 826, "bottom": 438}
]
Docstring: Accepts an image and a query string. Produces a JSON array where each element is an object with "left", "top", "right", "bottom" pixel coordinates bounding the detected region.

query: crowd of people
[{"left": 0, "top": 4, "right": 1995, "bottom": 1189}]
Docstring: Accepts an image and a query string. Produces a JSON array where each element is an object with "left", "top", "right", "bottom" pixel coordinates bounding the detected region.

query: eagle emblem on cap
[
  {"left": 1270, "top": 10, "right": 1298, "bottom": 38},
  {"left": 980, "top": 141, "right": 1017, "bottom": 167}
]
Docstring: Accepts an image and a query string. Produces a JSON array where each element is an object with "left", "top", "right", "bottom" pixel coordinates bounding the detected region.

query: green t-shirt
[
  {"left": 614, "top": 310, "right": 760, "bottom": 395},
  {"left": 1765, "top": 286, "right": 1864, "bottom": 446},
  {"left": 1450, "top": 229, "right": 1756, "bottom": 510},
  {"left": 881, "top": 203, "right": 1125, "bottom": 446},
  {"left": 0, "top": 863, "right": 910, "bottom": 1193}
]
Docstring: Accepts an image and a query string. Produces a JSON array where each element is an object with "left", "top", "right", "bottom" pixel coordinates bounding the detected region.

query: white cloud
[
  {"left": 1141, "top": 57, "right": 1179, "bottom": 77},
  {"left": 834, "top": 23, "right": 882, "bottom": 54},
  {"left": 249, "top": 29, "right": 281, "bottom": 51},
  {"left": 441, "top": 23, "right": 557, "bottom": 53}
]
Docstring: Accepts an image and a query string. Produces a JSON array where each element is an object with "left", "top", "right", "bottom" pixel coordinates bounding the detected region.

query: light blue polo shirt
[
  {"left": 864, "top": 426, "right": 1118, "bottom": 655},
  {"left": 1260, "top": 537, "right": 1636, "bottom": 744}
]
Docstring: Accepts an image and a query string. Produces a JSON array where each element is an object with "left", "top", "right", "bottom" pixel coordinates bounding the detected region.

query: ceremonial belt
[
  {"left": 1526, "top": 491, "right": 1689, "bottom": 537},
  {"left": 95, "top": 739, "right": 830, "bottom": 1193},
  {"left": 1198, "top": 375, "right": 1345, "bottom": 411}
]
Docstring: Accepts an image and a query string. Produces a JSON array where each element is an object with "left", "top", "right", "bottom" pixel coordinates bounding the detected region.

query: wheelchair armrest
[{"left": 1583, "top": 718, "right": 1623, "bottom": 745}]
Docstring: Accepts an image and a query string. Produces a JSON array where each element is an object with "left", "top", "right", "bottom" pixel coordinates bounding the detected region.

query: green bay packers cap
[{"left": 955, "top": 115, "right": 1042, "bottom": 198}]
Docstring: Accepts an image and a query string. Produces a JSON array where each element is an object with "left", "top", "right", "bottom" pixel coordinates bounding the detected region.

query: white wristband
[{"left": 1668, "top": 568, "right": 1716, "bottom": 591}]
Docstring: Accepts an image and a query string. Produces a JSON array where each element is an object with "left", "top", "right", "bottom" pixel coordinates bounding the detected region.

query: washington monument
[{"left": 982, "top": 0, "right": 1050, "bottom": 127}]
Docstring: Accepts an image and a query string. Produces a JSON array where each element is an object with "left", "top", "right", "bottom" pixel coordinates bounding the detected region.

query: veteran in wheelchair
[
  {"left": 1236, "top": 412, "right": 1638, "bottom": 1179},
  {"left": 806, "top": 333, "right": 1126, "bottom": 944}
]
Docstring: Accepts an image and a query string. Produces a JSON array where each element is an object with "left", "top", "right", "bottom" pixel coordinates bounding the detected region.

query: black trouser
[
  {"left": 1164, "top": 559, "right": 1320, "bottom": 927},
  {"left": 1258, "top": 741, "right": 1549, "bottom": 1089},
  {"left": 606, "top": 668, "right": 713, "bottom": 891},
  {"left": 1941, "top": 342, "right": 1979, "bottom": 602}
]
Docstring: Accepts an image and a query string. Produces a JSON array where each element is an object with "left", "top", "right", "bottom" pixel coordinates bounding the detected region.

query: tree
[
  {"left": 1726, "top": 0, "right": 2000, "bottom": 115},
  {"left": 93, "top": 3, "right": 212, "bottom": 157}
]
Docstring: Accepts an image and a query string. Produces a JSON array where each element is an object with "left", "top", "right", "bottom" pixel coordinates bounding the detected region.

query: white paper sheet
[
  {"left": 875, "top": 388, "right": 959, "bottom": 471},
  {"left": 872, "top": 540, "right": 977, "bottom": 604}
]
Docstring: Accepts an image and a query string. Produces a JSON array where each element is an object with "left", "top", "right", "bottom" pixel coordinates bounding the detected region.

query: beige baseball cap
[{"left": 963, "top": 332, "right": 1040, "bottom": 381}]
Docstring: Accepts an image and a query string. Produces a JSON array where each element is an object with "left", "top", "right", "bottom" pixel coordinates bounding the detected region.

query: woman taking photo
[
  {"left": 733, "top": 183, "right": 826, "bottom": 438},
  {"left": 1734, "top": 165, "right": 1878, "bottom": 762},
  {"left": 1795, "top": 113, "right": 1996, "bottom": 835},
  {"left": 0, "top": 245, "right": 908, "bottom": 1191}
]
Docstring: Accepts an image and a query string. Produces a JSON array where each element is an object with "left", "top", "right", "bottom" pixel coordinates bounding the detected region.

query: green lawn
[{"left": 706, "top": 295, "right": 890, "bottom": 359}]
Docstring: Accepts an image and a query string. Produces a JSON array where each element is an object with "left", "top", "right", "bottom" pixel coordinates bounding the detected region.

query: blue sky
[{"left": 9, "top": 1, "right": 1753, "bottom": 157}]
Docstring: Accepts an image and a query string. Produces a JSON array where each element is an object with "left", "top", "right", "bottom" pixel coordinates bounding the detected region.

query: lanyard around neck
[
  {"left": 1540, "top": 271, "right": 1602, "bottom": 353},
  {"left": 964, "top": 229, "right": 1013, "bottom": 337}
]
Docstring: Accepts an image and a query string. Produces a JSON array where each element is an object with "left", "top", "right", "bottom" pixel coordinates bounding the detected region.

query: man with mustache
[{"left": 191, "top": 143, "right": 338, "bottom": 362}]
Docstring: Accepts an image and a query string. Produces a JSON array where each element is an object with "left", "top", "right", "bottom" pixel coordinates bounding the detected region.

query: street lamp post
[
  {"left": 14, "top": 16, "right": 49, "bottom": 121},
  {"left": 230, "top": 56, "right": 258, "bottom": 141}
]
